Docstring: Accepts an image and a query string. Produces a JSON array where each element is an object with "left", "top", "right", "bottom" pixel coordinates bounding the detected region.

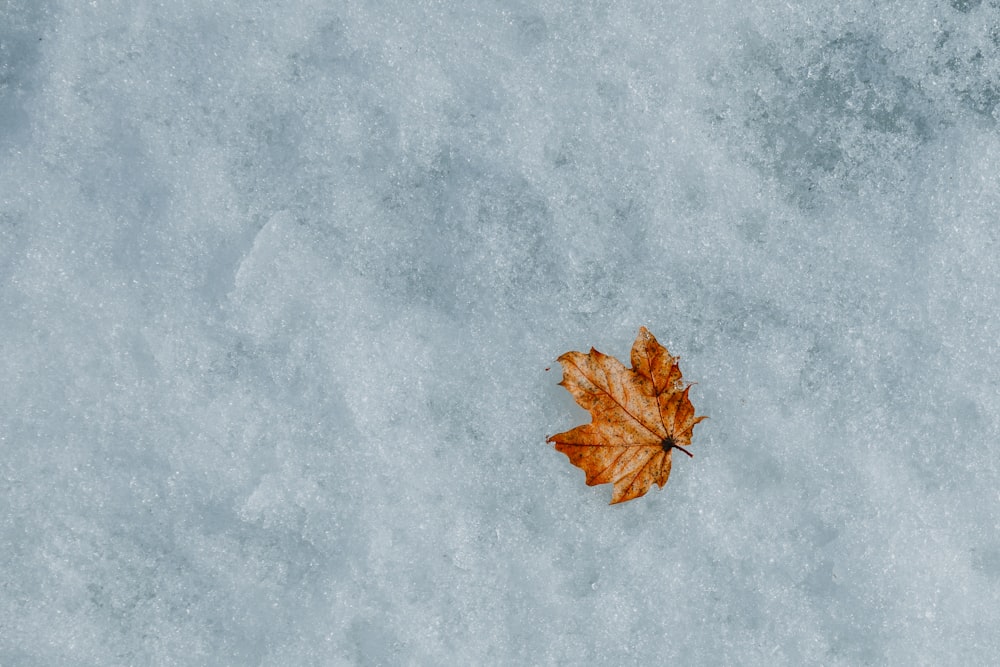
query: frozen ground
[{"left": 3, "top": 1, "right": 1000, "bottom": 664}]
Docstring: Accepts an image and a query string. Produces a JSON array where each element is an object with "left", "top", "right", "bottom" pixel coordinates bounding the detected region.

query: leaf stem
[{"left": 671, "top": 444, "right": 694, "bottom": 458}]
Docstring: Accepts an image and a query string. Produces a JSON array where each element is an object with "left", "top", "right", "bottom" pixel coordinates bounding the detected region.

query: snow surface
[{"left": 3, "top": 1, "right": 1000, "bottom": 664}]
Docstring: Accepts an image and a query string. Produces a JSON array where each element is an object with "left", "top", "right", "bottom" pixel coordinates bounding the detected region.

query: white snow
[{"left": 3, "top": 1, "right": 1000, "bottom": 664}]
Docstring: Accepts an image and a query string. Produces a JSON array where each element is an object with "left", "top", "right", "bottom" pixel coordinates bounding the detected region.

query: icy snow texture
[{"left": 3, "top": 0, "right": 1000, "bottom": 664}]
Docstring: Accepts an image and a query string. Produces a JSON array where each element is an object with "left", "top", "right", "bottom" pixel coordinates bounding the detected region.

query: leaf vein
[{"left": 564, "top": 358, "right": 663, "bottom": 442}]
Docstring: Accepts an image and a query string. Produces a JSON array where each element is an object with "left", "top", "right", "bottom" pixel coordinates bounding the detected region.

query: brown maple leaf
[{"left": 547, "top": 327, "right": 707, "bottom": 504}]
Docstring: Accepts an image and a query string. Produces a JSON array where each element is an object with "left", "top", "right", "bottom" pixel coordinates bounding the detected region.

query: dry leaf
[{"left": 547, "top": 327, "right": 707, "bottom": 504}]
